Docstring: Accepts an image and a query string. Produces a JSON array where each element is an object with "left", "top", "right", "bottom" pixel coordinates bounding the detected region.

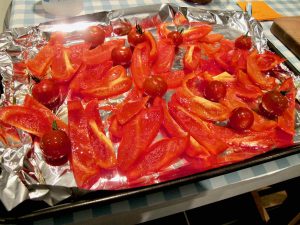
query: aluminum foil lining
[{"left": 0, "top": 3, "right": 299, "bottom": 211}]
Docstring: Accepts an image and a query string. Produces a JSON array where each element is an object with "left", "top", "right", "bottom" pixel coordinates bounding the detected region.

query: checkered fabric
[{"left": 7, "top": 1, "right": 300, "bottom": 224}]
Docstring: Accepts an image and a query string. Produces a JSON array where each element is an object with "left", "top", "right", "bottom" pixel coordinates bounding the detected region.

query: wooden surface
[{"left": 271, "top": 16, "right": 300, "bottom": 59}]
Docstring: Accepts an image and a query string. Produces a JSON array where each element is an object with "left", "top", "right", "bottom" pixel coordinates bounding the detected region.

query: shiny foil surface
[{"left": 0, "top": 3, "right": 299, "bottom": 211}]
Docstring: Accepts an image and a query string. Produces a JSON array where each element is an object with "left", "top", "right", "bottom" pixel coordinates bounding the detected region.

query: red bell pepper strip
[
  {"left": 173, "top": 12, "right": 189, "bottom": 26},
  {"left": 82, "top": 39, "right": 125, "bottom": 65},
  {"left": 252, "top": 112, "right": 277, "bottom": 132},
  {"left": 200, "top": 33, "right": 224, "bottom": 43},
  {"left": 233, "top": 70, "right": 262, "bottom": 100},
  {"left": 80, "top": 65, "right": 132, "bottom": 100},
  {"left": 214, "top": 51, "right": 231, "bottom": 71},
  {"left": 229, "top": 49, "right": 249, "bottom": 73},
  {"left": 127, "top": 136, "right": 189, "bottom": 180},
  {"left": 168, "top": 97, "right": 228, "bottom": 155},
  {"left": 162, "top": 102, "right": 211, "bottom": 158},
  {"left": 278, "top": 77, "right": 296, "bottom": 136},
  {"left": 214, "top": 49, "right": 248, "bottom": 74},
  {"left": 51, "top": 43, "right": 89, "bottom": 82},
  {"left": 139, "top": 14, "right": 162, "bottom": 30},
  {"left": 23, "top": 94, "right": 68, "bottom": 133},
  {"left": 199, "top": 58, "right": 223, "bottom": 75},
  {"left": 26, "top": 44, "right": 55, "bottom": 79},
  {"left": 256, "top": 50, "right": 285, "bottom": 71},
  {"left": 155, "top": 70, "right": 185, "bottom": 89},
  {"left": 85, "top": 100, "right": 117, "bottom": 169},
  {"left": 182, "top": 25, "right": 212, "bottom": 43},
  {"left": 144, "top": 30, "right": 158, "bottom": 62},
  {"left": 111, "top": 88, "right": 144, "bottom": 134},
  {"left": 221, "top": 128, "right": 278, "bottom": 153},
  {"left": 130, "top": 42, "right": 151, "bottom": 89},
  {"left": 200, "top": 43, "right": 221, "bottom": 58},
  {"left": 247, "top": 50, "right": 276, "bottom": 90},
  {"left": 157, "top": 22, "right": 172, "bottom": 39},
  {"left": 69, "top": 61, "right": 113, "bottom": 96},
  {"left": 48, "top": 32, "right": 65, "bottom": 45},
  {"left": 117, "top": 100, "right": 163, "bottom": 172},
  {"left": 231, "top": 83, "right": 262, "bottom": 100},
  {"left": 84, "top": 99, "right": 104, "bottom": 133},
  {"left": 175, "top": 86, "right": 231, "bottom": 122},
  {"left": 217, "top": 128, "right": 293, "bottom": 164},
  {"left": 151, "top": 38, "right": 175, "bottom": 74},
  {"left": 68, "top": 100, "right": 102, "bottom": 188},
  {"left": 0, "top": 105, "right": 52, "bottom": 138},
  {"left": 202, "top": 71, "right": 235, "bottom": 83},
  {"left": 183, "top": 45, "right": 202, "bottom": 71},
  {"left": 116, "top": 96, "right": 150, "bottom": 125},
  {"left": 0, "top": 121, "right": 21, "bottom": 146},
  {"left": 108, "top": 114, "right": 123, "bottom": 142},
  {"left": 51, "top": 48, "right": 75, "bottom": 81}
]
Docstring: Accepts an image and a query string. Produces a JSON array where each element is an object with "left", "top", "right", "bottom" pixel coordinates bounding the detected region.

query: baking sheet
[{"left": 0, "top": 3, "right": 300, "bottom": 221}]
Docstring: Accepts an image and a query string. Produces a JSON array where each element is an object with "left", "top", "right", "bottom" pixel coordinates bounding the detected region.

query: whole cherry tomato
[
  {"left": 40, "top": 122, "right": 71, "bottom": 166},
  {"left": 32, "top": 79, "right": 60, "bottom": 110},
  {"left": 83, "top": 26, "right": 105, "bottom": 48},
  {"left": 111, "top": 46, "right": 132, "bottom": 67},
  {"left": 234, "top": 34, "right": 252, "bottom": 50},
  {"left": 167, "top": 31, "right": 183, "bottom": 46},
  {"left": 143, "top": 76, "right": 168, "bottom": 97},
  {"left": 260, "top": 91, "right": 288, "bottom": 117},
  {"left": 113, "top": 20, "right": 132, "bottom": 36},
  {"left": 203, "top": 80, "right": 227, "bottom": 102},
  {"left": 228, "top": 107, "right": 254, "bottom": 131},
  {"left": 127, "top": 25, "right": 145, "bottom": 47}
]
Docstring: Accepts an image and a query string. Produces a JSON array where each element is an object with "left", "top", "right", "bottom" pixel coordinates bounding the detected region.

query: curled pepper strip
[
  {"left": 117, "top": 100, "right": 163, "bottom": 172},
  {"left": 80, "top": 65, "right": 132, "bottom": 100}
]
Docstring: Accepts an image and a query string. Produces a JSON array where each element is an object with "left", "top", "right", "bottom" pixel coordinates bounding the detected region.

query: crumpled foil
[{"left": 0, "top": 3, "right": 299, "bottom": 211}]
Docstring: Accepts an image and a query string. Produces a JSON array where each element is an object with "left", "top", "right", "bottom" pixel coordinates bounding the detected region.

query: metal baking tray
[{"left": 1, "top": 4, "right": 300, "bottom": 223}]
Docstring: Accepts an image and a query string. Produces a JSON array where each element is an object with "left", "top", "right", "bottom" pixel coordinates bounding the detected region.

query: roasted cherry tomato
[
  {"left": 113, "top": 20, "right": 132, "bottom": 36},
  {"left": 234, "top": 34, "right": 252, "bottom": 50},
  {"left": 167, "top": 31, "right": 183, "bottom": 46},
  {"left": 83, "top": 26, "right": 105, "bottom": 48},
  {"left": 228, "top": 107, "right": 254, "bottom": 131},
  {"left": 32, "top": 79, "right": 60, "bottom": 110},
  {"left": 143, "top": 76, "right": 168, "bottom": 97},
  {"left": 111, "top": 46, "right": 132, "bottom": 67},
  {"left": 127, "top": 25, "right": 145, "bottom": 46},
  {"left": 40, "top": 122, "right": 71, "bottom": 166},
  {"left": 260, "top": 91, "right": 288, "bottom": 117},
  {"left": 203, "top": 80, "right": 227, "bottom": 102}
]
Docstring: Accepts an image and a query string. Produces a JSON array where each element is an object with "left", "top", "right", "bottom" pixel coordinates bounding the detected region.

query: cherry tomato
[
  {"left": 40, "top": 129, "right": 71, "bottom": 166},
  {"left": 127, "top": 25, "right": 145, "bottom": 46},
  {"left": 203, "top": 80, "right": 227, "bottom": 102},
  {"left": 32, "top": 79, "right": 60, "bottom": 110},
  {"left": 228, "top": 107, "right": 254, "bottom": 131},
  {"left": 113, "top": 20, "right": 132, "bottom": 36},
  {"left": 260, "top": 91, "right": 288, "bottom": 117},
  {"left": 143, "top": 76, "right": 168, "bottom": 97},
  {"left": 111, "top": 46, "right": 132, "bottom": 67},
  {"left": 167, "top": 31, "right": 183, "bottom": 46},
  {"left": 234, "top": 35, "right": 252, "bottom": 50},
  {"left": 83, "top": 26, "right": 105, "bottom": 48}
]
